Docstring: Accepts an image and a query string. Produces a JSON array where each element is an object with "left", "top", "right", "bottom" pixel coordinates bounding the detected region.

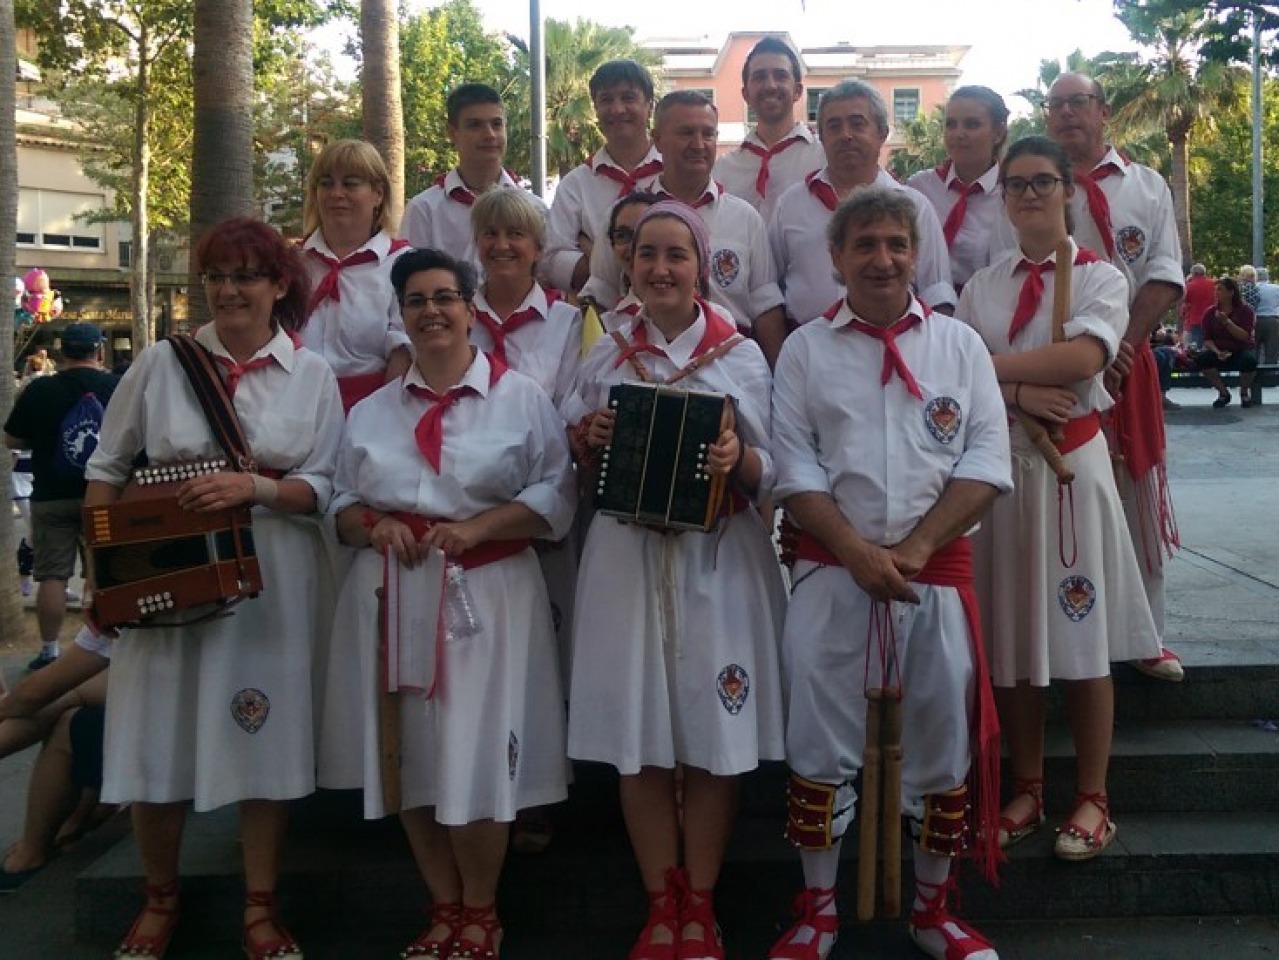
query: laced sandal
[
  {"left": 1054, "top": 791, "right": 1117, "bottom": 861},
  {"left": 629, "top": 867, "right": 686, "bottom": 960},
  {"left": 401, "top": 902, "right": 462, "bottom": 959},
  {"left": 678, "top": 887, "right": 724, "bottom": 960},
  {"left": 767, "top": 886, "right": 838, "bottom": 960},
  {"left": 908, "top": 876, "right": 998, "bottom": 960},
  {"left": 115, "top": 880, "right": 180, "bottom": 960},
  {"left": 242, "top": 891, "right": 303, "bottom": 960},
  {"left": 452, "top": 903, "right": 503, "bottom": 960},
  {"left": 997, "top": 777, "right": 1044, "bottom": 849}
]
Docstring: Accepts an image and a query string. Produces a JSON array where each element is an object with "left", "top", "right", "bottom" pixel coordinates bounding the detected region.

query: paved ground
[{"left": 2, "top": 385, "right": 1278, "bottom": 957}]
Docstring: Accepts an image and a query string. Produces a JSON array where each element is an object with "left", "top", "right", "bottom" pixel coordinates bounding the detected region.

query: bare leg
[
  {"left": 679, "top": 766, "right": 738, "bottom": 943},
  {"left": 3, "top": 708, "right": 79, "bottom": 873},
  {"left": 996, "top": 683, "right": 1046, "bottom": 824},
  {"left": 34, "top": 578, "right": 67, "bottom": 650},
  {"left": 1200, "top": 367, "right": 1228, "bottom": 395},
  {"left": 399, "top": 807, "right": 463, "bottom": 952},
  {"left": 1063, "top": 676, "right": 1114, "bottom": 833},
  {"left": 0, "top": 696, "right": 72, "bottom": 759},
  {"left": 240, "top": 799, "right": 293, "bottom": 951},
  {"left": 127, "top": 802, "right": 186, "bottom": 941},
  {"left": 620, "top": 766, "right": 680, "bottom": 948},
  {"left": 450, "top": 819, "right": 509, "bottom": 950}
]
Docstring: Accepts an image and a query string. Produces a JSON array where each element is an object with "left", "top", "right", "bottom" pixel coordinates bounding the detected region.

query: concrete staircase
[{"left": 68, "top": 649, "right": 1279, "bottom": 956}]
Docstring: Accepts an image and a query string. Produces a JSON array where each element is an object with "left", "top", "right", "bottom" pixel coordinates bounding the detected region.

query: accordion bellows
[
  {"left": 595, "top": 383, "right": 735, "bottom": 532},
  {"left": 84, "top": 459, "right": 263, "bottom": 629}
]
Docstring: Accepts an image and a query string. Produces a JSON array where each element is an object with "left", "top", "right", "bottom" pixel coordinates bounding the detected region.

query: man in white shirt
[
  {"left": 402, "top": 83, "right": 542, "bottom": 273},
  {"left": 1253, "top": 266, "right": 1279, "bottom": 364},
  {"left": 767, "top": 80, "right": 955, "bottom": 367},
  {"left": 545, "top": 60, "right": 663, "bottom": 297},
  {"left": 713, "top": 35, "right": 825, "bottom": 222}
]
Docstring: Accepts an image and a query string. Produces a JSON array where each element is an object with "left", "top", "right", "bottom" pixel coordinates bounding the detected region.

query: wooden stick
[
  {"left": 1014, "top": 408, "right": 1076, "bottom": 484},
  {"left": 857, "top": 690, "right": 883, "bottom": 922},
  {"left": 880, "top": 696, "right": 904, "bottom": 918},
  {"left": 376, "top": 586, "right": 401, "bottom": 814}
]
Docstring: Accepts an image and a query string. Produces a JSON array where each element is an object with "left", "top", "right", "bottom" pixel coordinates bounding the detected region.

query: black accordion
[{"left": 594, "top": 382, "right": 735, "bottom": 532}]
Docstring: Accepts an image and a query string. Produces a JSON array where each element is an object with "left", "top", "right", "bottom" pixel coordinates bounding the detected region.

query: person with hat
[{"left": 4, "top": 323, "right": 118, "bottom": 671}]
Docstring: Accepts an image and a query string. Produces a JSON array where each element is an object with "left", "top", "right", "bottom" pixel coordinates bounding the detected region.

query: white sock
[
  {"left": 911, "top": 847, "right": 952, "bottom": 913},
  {"left": 773, "top": 843, "right": 841, "bottom": 955},
  {"left": 40, "top": 641, "right": 58, "bottom": 658}
]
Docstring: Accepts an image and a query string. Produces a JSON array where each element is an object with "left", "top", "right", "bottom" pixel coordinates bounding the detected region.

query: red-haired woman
[
  {"left": 301, "top": 138, "right": 413, "bottom": 412},
  {"left": 84, "top": 217, "right": 344, "bottom": 960}
]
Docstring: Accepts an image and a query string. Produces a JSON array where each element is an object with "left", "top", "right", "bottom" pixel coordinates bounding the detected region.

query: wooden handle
[
  {"left": 857, "top": 692, "right": 883, "bottom": 922},
  {"left": 880, "top": 697, "right": 904, "bottom": 918},
  {"left": 1046, "top": 239, "right": 1074, "bottom": 447},
  {"left": 376, "top": 587, "right": 402, "bottom": 814},
  {"left": 1014, "top": 409, "right": 1075, "bottom": 484}
]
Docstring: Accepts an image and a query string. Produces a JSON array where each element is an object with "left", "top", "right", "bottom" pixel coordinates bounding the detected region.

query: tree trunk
[
  {"left": 188, "top": 0, "right": 255, "bottom": 326},
  {"left": 130, "top": 20, "right": 152, "bottom": 350},
  {"left": 361, "top": 0, "right": 405, "bottom": 233},
  {"left": 0, "top": 0, "right": 26, "bottom": 640},
  {"left": 1170, "top": 130, "right": 1193, "bottom": 270}
]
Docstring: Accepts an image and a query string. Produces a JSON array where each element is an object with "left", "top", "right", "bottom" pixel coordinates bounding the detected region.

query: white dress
[
  {"left": 958, "top": 244, "right": 1161, "bottom": 684},
  {"left": 318, "top": 352, "right": 577, "bottom": 823},
  {"left": 564, "top": 304, "right": 786, "bottom": 776},
  {"left": 85, "top": 324, "right": 344, "bottom": 811}
]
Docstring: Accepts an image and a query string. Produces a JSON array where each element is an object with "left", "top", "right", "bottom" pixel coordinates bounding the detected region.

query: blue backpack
[{"left": 54, "top": 386, "right": 105, "bottom": 479}]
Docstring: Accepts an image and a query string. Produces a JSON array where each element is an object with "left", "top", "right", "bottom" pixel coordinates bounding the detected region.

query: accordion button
[
  {"left": 165, "top": 600, "right": 175, "bottom": 609},
  {"left": 163, "top": 592, "right": 172, "bottom": 600}
]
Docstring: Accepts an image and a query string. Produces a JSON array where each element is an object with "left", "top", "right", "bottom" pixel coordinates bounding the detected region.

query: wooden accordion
[
  {"left": 594, "top": 382, "right": 735, "bottom": 532},
  {"left": 83, "top": 458, "right": 263, "bottom": 629}
]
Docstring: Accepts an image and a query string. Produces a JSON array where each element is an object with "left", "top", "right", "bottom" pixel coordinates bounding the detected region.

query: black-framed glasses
[
  {"left": 1043, "top": 94, "right": 1101, "bottom": 114},
  {"left": 202, "top": 270, "right": 269, "bottom": 287},
  {"left": 609, "top": 227, "right": 635, "bottom": 245},
  {"left": 1002, "top": 175, "right": 1065, "bottom": 198},
  {"left": 402, "top": 289, "right": 467, "bottom": 312}
]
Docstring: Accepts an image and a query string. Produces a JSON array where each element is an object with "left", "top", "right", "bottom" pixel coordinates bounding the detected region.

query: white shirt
[
  {"left": 769, "top": 167, "right": 957, "bottom": 326},
  {"left": 401, "top": 168, "right": 544, "bottom": 276},
  {"left": 713, "top": 123, "right": 826, "bottom": 222},
  {"left": 470, "top": 284, "right": 582, "bottom": 408},
  {"left": 562, "top": 302, "right": 776, "bottom": 498},
  {"left": 772, "top": 295, "right": 1011, "bottom": 545},
  {"left": 301, "top": 229, "right": 412, "bottom": 378},
  {"left": 545, "top": 145, "right": 664, "bottom": 294},
  {"left": 957, "top": 241, "right": 1129, "bottom": 416},
  {"left": 991, "top": 147, "right": 1184, "bottom": 304},
  {"left": 906, "top": 161, "right": 1002, "bottom": 288},
  {"left": 87, "top": 324, "right": 344, "bottom": 508},
  {"left": 333, "top": 351, "right": 575, "bottom": 539}
]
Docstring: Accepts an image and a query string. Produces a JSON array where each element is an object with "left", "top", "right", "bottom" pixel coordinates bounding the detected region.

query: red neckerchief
[
  {"left": 941, "top": 165, "right": 984, "bottom": 248},
  {"left": 612, "top": 299, "right": 739, "bottom": 374},
  {"left": 214, "top": 354, "right": 275, "bottom": 397},
  {"left": 739, "top": 133, "right": 807, "bottom": 198},
  {"left": 307, "top": 246, "right": 379, "bottom": 311},
  {"left": 824, "top": 299, "right": 927, "bottom": 400},
  {"left": 655, "top": 181, "right": 720, "bottom": 210},
  {"left": 434, "top": 172, "right": 478, "bottom": 208},
  {"left": 1075, "top": 157, "right": 1125, "bottom": 259},
  {"left": 473, "top": 300, "right": 545, "bottom": 366},
  {"left": 1008, "top": 248, "right": 1101, "bottom": 343},
  {"left": 806, "top": 170, "right": 839, "bottom": 212},
  {"left": 591, "top": 154, "right": 663, "bottom": 198},
  {"left": 405, "top": 354, "right": 509, "bottom": 473}
]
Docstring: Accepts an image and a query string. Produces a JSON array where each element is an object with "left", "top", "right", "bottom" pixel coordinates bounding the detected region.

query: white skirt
[
  {"left": 973, "top": 427, "right": 1160, "bottom": 686},
  {"left": 102, "top": 513, "right": 335, "bottom": 811},
  {"left": 318, "top": 546, "right": 569, "bottom": 823},
  {"left": 568, "top": 509, "right": 786, "bottom": 776}
]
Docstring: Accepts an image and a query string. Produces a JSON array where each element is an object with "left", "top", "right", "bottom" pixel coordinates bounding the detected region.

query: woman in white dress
[
  {"left": 301, "top": 139, "right": 412, "bottom": 412},
  {"left": 564, "top": 202, "right": 785, "bottom": 960},
  {"left": 84, "top": 218, "right": 344, "bottom": 960},
  {"left": 320, "top": 247, "right": 575, "bottom": 959},
  {"left": 957, "top": 137, "right": 1159, "bottom": 863}
]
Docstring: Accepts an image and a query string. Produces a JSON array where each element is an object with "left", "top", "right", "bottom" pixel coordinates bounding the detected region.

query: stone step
[{"left": 1079, "top": 658, "right": 1279, "bottom": 724}]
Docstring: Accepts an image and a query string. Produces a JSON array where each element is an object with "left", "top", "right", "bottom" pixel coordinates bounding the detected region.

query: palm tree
[
  {"left": 1104, "top": 3, "right": 1245, "bottom": 265},
  {"left": 189, "top": 0, "right": 255, "bottom": 326},
  {"left": 362, "top": 0, "right": 405, "bottom": 231}
]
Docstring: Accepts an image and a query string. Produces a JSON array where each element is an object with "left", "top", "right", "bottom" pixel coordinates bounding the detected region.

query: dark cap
[{"left": 61, "top": 323, "right": 104, "bottom": 350}]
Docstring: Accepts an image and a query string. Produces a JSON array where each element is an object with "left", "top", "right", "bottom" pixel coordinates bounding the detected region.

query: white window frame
[
  {"left": 16, "top": 188, "right": 107, "bottom": 253},
  {"left": 893, "top": 88, "right": 921, "bottom": 129}
]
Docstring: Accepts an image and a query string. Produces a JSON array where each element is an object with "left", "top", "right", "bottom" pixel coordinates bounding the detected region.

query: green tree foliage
[
  {"left": 887, "top": 106, "right": 946, "bottom": 180},
  {"left": 1115, "top": 1, "right": 1279, "bottom": 67},
  {"left": 399, "top": 0, "right": 514, "bottom": 199}
]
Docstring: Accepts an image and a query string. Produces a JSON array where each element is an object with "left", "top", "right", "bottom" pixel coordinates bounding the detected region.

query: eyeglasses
[
  {"left": 609, "top": 227, "right": 635, "bottom": 245},
  {"left": 202, "top": 270, "right": 270, "bottom": 287},
  {"left": 1002, "top": 175, "right": 1065, "bottom": 198},
  {"left": 402, "top": 290, "right": 466, "bottom": 312},
  {"left": 1043, "top": 94, "right": 1101, "bottom": 114}
]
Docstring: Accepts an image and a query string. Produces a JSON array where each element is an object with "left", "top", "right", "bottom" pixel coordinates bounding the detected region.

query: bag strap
[{"left": 164, "top": 334, "right": 254, "bottom": 471}]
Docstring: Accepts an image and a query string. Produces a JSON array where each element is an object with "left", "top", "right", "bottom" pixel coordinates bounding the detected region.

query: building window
[
  {"left": 893, "top": 88, "right": 921, "bottom": 128},
  {"left": 118, "top": 240, "right": 131, "bottom": 268},
  {"left": 806, "top": 88, "right": 829, "bottom": 125},
  {"left": 16, "top": 188, "right": 106, "bottom": 252}
]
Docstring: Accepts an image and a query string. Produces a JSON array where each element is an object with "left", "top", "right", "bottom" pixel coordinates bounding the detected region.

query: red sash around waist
[
  {"left": 1053, "top": 411, "right": 1101, "bottom": 456},
  {"left": 390, "top": 512, "right": 531, "bottom": 568},
  {"left": 337, "top": 370, "right": 386, "bottom": 414},
  {"left": 793, "top": 529, "right": 971, "bottom": 576}
]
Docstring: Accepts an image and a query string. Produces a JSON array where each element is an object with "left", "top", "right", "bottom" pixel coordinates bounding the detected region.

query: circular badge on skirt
[
  {"left": 231, "top": 688, "right": 270, "bottom": 734},
  {"left": 716, "top": 664, "right": 750, "bottom": 715},
  {"left": 1057, "top": 575, "right": 1097, "bottom": 622}
]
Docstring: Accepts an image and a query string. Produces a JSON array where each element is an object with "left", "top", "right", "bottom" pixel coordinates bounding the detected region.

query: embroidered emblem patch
[
  {"left": 1058, "top": 575, "right": 1097, "bottom": 622},
  {"left": 508, "top": 731, "right": 520, "bottom": 781},
  {"left": 716, "top": 664, "right": 750, "bottom": 715},
  {"left": 1116, "top": 225, "right": 1146, "bottom": 264},
  {"left": 712, "top": 248, "right": 741, "bottom": 289},
  {"left": 924, "top": 396, "right": 963, "bottom": 444},
  {"left": 230, "top": 688, "right": 270, "bottom": 734}
]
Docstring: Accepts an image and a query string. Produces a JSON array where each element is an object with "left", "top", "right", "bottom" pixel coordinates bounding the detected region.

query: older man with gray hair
[{"left": 1253, "top": 266, "right": 1279, "bottom": 365}]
